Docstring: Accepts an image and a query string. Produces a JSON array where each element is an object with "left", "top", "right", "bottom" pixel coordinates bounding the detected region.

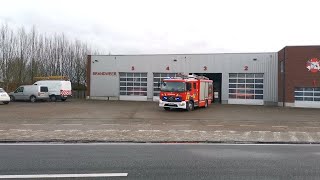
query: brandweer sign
[{"left": 93, "top": 72, "right": 117, "bottom": 76}]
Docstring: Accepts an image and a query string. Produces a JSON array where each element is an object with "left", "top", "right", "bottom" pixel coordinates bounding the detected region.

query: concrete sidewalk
[{"left": 0, "top": 100, "right": 319, "bottom": 143}]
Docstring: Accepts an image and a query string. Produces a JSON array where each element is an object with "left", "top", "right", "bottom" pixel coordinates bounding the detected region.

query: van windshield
[{"left": 40, "top": 87, "right": 48, "bottom": 92}]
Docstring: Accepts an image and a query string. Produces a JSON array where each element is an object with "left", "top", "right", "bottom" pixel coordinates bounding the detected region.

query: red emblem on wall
[
  {"left": 166, "top": 66, "right": 170, "bottom": 71},
  {"left": 204, "top": 66, "right": 207, "bottom": 71},
  {"left": 131, "top": 66, "right": 135, "bottom": 71},
  {"left": 306, "top": 58, "right": 320, "bottom": 73},
  {"left": 244, "top": 66, "right": 248, "bottom": 71}
]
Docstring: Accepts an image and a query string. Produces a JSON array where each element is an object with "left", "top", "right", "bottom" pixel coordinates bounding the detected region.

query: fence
[{"left": 72, "top": 90, "right": 86, "bottom": 99}]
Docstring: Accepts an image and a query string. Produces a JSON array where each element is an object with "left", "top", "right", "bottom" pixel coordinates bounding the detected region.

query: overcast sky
[{"left": 0, "top": 0, "right": 319, "bottom": 54}]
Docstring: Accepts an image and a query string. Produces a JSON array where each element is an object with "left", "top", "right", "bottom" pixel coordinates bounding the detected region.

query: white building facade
[{"left": 87, "top": 52, "right": 278, "bottom": 105}]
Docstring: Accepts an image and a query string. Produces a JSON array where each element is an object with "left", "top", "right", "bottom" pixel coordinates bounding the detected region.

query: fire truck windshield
[{"left": 161, "top": 82, "right": 186, "bottom": 92}]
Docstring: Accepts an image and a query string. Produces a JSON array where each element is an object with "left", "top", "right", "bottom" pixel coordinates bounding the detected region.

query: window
[
  {"left": 294, "top": 87, "right": 320, "bottom": 102},
  {"left": 153, "top": 73, "right": 180, "bottom": 96},
  {"left": 119, "top": 72, "right": 147, "bottom": 96},
  {"left": 40, "top": 87, "right": 48, "bottom": 92},
  {"left": 15, "top": 87, "right": 24, "bottom": 93},
  {"left": 228, "top": 73, "right": 264, "bottom": 100},
  {"left": 193, "top": 83, "right": 196, "bottom": 89}
]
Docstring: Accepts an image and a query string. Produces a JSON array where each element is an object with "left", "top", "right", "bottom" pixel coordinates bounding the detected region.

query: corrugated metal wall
[{"left": 90, "top": 52, "right": 278, "bottom": 104}]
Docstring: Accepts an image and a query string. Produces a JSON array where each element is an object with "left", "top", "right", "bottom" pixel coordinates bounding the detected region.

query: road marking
[
  {"left": 207, "top": 125, "right": 223, "bottom": 127},
  {"left": 9, "top": 129, "right": 32, "bottom": 132},
  {"left": 138, "top": 130, "right": 161, "bottom": 132},
  {"left": 301, "top": 132, "right": 314, "bottom": 142},
  {"left": 240, "top": 125, "right": 256, "bottom": 127},
  {"left": 54, "top": 130, "right": 64, "bottom": 132},
  {"left": 273, "top": 132, "right": 281, "bottom": 141},
  {"left": 179, "top": 130, "right": 197, "bottom": 133},
  {"left": 242, "top": 131, "right": 251, "bottom": 140},
  {"left": 214, "top": 130, "right": 223, "bottom": 133},
  {"left": 171, "top": 124, "right": 190, "bottom": 126},
  {"left": 304, "top": 126, "right": 319, "bottom": 129},
  {"left": 101, "top": 124, "right": 120, "bottom": 126},
  {"left": 21, "top": 124, "right": 42, "bottom": 126},
  {"left": 289, "top": 132, "right": 299, "bottom": 141},
  {"left": 137, "top": 124, "right": 151, "bottom": 126},
  {"left": 258, "top": 131, "right": 266, "bottom": 141},
  {"left": 272, "top": 126, "right": 288, "bottom": 128},
  {"left": 0, "top": 130, "right": 6, "bottom": 132},
  {"left": 62, "top": 124, "right": 82, "bottom": 126},
  {"left": 0, "top": 173, "right": 128, "bottom": 179}
]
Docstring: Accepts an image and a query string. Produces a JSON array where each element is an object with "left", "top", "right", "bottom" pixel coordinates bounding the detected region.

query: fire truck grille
[{"left": 165, "top": 96, "right": 181, "bottom": 102}]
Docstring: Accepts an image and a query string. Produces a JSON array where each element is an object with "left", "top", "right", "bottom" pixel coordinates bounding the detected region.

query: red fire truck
[{"left": 159, "top": 74, "right": 214, "bottom": 111}]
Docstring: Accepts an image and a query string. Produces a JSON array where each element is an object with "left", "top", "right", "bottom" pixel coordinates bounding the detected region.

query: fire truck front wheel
[{"left": 186, "top": 101, "right": 194, "bottom": 111}]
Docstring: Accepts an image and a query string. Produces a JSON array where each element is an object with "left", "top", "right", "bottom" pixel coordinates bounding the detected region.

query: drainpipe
[{"left": 282, "top": 47, "right": 286, "bottom": 107}]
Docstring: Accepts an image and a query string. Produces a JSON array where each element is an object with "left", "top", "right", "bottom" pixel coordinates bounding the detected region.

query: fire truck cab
[{"left": 159, "top": 74, "right": 214, "bottom": 111}]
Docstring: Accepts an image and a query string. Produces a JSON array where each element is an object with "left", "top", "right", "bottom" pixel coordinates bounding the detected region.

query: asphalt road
[{"left": 0, "top": 144, "right": 320, "bottom": 179}]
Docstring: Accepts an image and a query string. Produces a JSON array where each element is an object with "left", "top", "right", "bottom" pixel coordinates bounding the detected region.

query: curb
[{"left": 0, "top": 139, "right": 319, "bottom": 144}]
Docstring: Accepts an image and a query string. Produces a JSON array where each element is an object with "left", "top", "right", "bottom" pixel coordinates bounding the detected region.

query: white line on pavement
[
  {"left": 289, "top": 132, "right": 299, "bottom": 141},
  {"left": 242, "top": 131, "right": 251, "bottom": 140},
  {"left": 138, "top": 130, "right": 161, "bottom": 132},
  {"left": 272, "top": 126, "right": 288, "bottom": 128},
  {"left": 21, "top": 124, "right": 42, "bottom": 126},
  {"left": 137, "top": 124, "right": 151, "bottom": 126},
  {"left": 62, "top": 124, "right": 82, "bottom": 126},
  {"left": 301, "top": 132, "right": 314, "bottom": 142},
  {"left": 9, "top": 129, "right": 32, "bottom": 132},
  {"left": 178, "top": 130, "right": 197, "bottom": 133},
  {"left": 304, "top": 127, "right": 319, "bottom": 129},
  {"left": 207, "top": 125, "right": 223, "bottom": 127},
  {"left": 171, "top": 124, "right": 190, "bottom": 126},
  {"left": 258, "top": 131, "right": 266, "bottom": 141},
  {"left": 240, "top": 125, "right": 256, "bottom": 127},
  {"left": 101, "top": 124, "right": 120, "bottom": 126},
  {"left": 273, "top": 132, "right": 281, "bottom": 141},
  {"left": 0, "top": 173, "right": 128, "bottom": 179}
]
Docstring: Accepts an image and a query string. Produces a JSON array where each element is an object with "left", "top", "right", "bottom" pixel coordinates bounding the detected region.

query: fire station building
[{"left": 86, "top": 46, "right": 320, "bottom": 108}]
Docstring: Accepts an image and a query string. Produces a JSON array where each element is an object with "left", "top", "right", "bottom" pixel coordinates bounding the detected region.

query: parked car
[
  {"left": 0, "top": 88, "right": 10, "bottom": 104},
  {"left": 9, "top": 85, "right": 49, "bottom": 102},
  {"left": 33, "top": 80, "right": 72, "bottom": 102}
]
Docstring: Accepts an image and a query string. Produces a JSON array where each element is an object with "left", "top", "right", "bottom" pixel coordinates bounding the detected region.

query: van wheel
[
  {"left": 9, "top": 95, "right": 15, "bottom": 102},
  {"left": 61, "top": 98, "right": 67, "bottom": 102},
  {"left": 50, "top": 95, "right": 57, "bottom": 102},
  {"left": 3, "top": 101, "right": 9, "bottom": 105},
  {"left": 30, "top": 96, "right": 36, "bottom": 103}
]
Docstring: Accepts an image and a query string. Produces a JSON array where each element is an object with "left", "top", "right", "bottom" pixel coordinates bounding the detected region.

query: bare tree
[{"left": 0, "top": 24, "right": 101, "bottom": 92}]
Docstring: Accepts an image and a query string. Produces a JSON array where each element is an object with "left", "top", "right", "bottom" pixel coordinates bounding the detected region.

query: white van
[
  {"left": 34, "top": 80, "right": 72, "bottom": 101},
  {"left": 9, "top": 85, "right": 49, "bottom": 102}
]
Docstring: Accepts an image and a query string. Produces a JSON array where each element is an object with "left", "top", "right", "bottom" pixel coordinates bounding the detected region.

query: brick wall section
[
  {"left": 86, "top": 55, "right": 91, "bottom": 97},
  {"left": 281, "top": 46, "right": 320, "bottom": 103}
]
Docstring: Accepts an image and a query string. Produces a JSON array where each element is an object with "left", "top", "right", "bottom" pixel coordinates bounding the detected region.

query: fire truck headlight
[
  {"left": 162, "top": 96, "right": 168, "bottom": 101},
  {"left": 180, "top": 102, "right": 185, "bottom": 106}
]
